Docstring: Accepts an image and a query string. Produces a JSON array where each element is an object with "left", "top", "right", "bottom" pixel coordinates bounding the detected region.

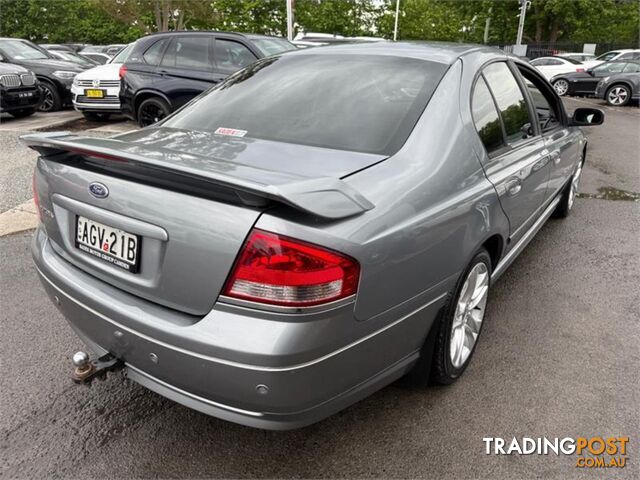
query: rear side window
[
  {"left": 214, "top": 39, "right": 257, "bottom": 74},
  {"left": 161, "top": 36, "right": 211, "bottom": 71},
  {"left": 472, "top": 76, "right": 504, "bottom": 155},
  {"left": 482, "top": 62, "right": 533, "bottom": 145},
  {"left": 163, "top": 54, "right": 448, "bottom": 155},
  {"left": 143, "top": 39, "right": 168, "bottom": 65},
  {"left": 623, "top": 63, "right": 640, "bottom": 73}
]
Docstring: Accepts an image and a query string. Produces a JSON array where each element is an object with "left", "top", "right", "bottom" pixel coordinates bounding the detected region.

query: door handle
[{"left": 505, "top": 178, "right": 522, "bottom": 196}]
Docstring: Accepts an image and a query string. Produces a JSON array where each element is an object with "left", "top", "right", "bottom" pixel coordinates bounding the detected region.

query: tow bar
[{"left": 71, "top": 351, "right": 124, "bottom": 384}]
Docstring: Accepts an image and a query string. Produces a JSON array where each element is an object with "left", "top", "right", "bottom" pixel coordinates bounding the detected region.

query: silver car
[{"left": 24, "top": 43, "right": 603, "bottom": 430}]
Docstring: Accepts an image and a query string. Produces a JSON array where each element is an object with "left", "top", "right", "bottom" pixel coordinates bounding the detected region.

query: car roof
[
  {"left": 281, "top": 41, "right": 503, "bottom": 65},
  {"left": 140, "top": 30, "right": 285, "bottom": 40}
]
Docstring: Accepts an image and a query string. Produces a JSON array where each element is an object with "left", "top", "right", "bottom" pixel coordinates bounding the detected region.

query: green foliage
[{"left": 1, "top": 0, "right": 638, "bottom": 46}]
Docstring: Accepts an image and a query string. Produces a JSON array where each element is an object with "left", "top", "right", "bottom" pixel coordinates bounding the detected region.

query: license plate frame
[
  {"left": 84, "top": 89, "right": 105, "bottom": 98},
  {"left": 75, "top": 216, "right": 141, "bottom": 273}
]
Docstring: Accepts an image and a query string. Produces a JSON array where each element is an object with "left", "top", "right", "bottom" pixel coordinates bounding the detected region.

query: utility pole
[
  {"left": 393, "top": 0, "right": 400, "bottom": 41},
  {"left": 516, "top": 0, "right": 529, "bottom": 45},
  {"left": 483, "top": 6, "right": 492, "bottom": 44},
  {"left": 286, "top": 0, "right": 294, "bottom": 41}
]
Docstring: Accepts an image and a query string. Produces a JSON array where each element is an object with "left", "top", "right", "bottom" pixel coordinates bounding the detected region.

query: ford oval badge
[{"left": 88, "top": 182, "right": 109, "bottom": 199}]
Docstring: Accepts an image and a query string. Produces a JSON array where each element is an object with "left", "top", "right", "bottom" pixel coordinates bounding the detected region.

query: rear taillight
[
  {"left": 576, "top": 68, "right": 585, "bottom": 72},
  {"left": 118, "top": 65, "right": 127, "bottom": 79},
  {"left": 223, "top": 229, "right": 360, "bottom": 307},
  {"left": 32, "top": 169, "right": 41, "bottom": 220}
]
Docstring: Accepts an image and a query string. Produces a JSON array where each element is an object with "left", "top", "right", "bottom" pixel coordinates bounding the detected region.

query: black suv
[
  {"left": 0, "top": 62, "right": 42, "bottom": 117},
  {"left": 120, "top": 31, "right": 296, "bottom": 126},
  {"left": 0, "top": 38, "right": 88, "bottom": 112}
]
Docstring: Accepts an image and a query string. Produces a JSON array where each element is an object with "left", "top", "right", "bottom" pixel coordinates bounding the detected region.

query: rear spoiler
[{"left": 21, "top": 132, "right": 374, "bottom": 220}]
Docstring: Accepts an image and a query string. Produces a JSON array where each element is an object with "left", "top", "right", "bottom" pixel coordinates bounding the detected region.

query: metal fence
[{"left": 494, "top": 41, "right": 639, "bottom": 59}]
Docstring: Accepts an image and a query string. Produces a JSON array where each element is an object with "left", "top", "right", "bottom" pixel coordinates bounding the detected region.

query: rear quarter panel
[{"left": 257, "top": 59, "right": 509, "bottom": 324}]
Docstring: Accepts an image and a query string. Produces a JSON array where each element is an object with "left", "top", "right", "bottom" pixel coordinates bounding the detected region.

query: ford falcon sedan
[{"left": 24, "top": 42, "right": 603, "bottom": 430}]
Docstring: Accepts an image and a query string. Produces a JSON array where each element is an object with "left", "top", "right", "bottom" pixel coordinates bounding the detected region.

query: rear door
[
  {"left": 158, "top": 35, "right": 215, "bottom": 109},
  {"left": 472, "top": 61, "right": 551, "bottom": 242}
]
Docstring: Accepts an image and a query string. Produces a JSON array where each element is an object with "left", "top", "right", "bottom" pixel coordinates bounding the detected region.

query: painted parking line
[{"left": 0, "top": 199, "right": 38, "bottom": 237}]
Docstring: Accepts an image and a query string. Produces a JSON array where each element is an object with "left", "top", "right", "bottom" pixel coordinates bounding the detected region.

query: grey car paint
[
  {"left": 594, "top": 70, "right": 640, "bottom": 103},
  {"left": 25, "top": 43, "right": 596, "bottom": 429}
]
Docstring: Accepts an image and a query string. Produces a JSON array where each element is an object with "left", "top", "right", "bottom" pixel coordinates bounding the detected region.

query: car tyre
[
  {"left": 408, "top": 249, "right": 492, "bottom": 386},
  {"left": 554, "top": 158, "right": 584, "bottom": 218},
  {"left": 553, "top": 78, "right": 569, "bottom": 96},
  {"left": 605, "top": 84, "right": 631, "bottom": 106},
  {"left": 9, "top": 108, "right": 36, "bottom": 118},
  {"left": 137, "top": 97, "right": 171, "bottom": 127},
  {"left": 38, "top": 81, "right": 62, "bottom": 112},
  {"left": 82, "top": 111, "right": 111, "bottom": 121}
]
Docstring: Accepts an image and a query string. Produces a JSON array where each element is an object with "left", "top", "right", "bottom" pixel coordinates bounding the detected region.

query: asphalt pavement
[{"left": 0, "top": 98, "right": 638, "bottom": 479}]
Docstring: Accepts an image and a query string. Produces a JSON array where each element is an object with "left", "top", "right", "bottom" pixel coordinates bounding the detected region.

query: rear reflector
[{"left": 223, "top": 229, "right": 359, "bottom": 307}]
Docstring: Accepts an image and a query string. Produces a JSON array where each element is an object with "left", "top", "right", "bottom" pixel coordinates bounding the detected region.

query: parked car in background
[
  {"left": 551, "top": 60, "right": 640, "bottom": 96},
  {"left": 594, "top": 64, "right": 640, "bottom": 106},
  {"left": 48, "top": 49, "right": 99, "bottom": 69},
  {"left": 582, "top": 49, "right": 640, "bottom": 68},
  {"left": 120, "top": 31, "right": 296, "bottom": 126},
  {"left": 79, "top": 52, "right": 111, "bottom": 65},
  {"left": 39, "top": 43, "right": 75, "bottom": 52},
  {"left": 0, "top": 62, "right": 42, "bottom": 117},
  {"left": 557, "top": 53, "right": 596, "bottom": 63},
  {"left": 530, "top": 56, "right": 585, "bottom": 80},
  {"left": 25, "top": 43, "right": 603, "bottom": 430},
  {"left": 293, "top": 32, "right": 386, "bottom": 46},
  {"left": 0, "top": 37, "right": 87, "bottom": 111},
  {"left": 71, "top": 43, "right": 134, "bottom": 120}
]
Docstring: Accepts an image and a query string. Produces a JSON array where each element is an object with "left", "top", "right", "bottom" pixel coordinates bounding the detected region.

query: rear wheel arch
[
  {"left": 481, "top": 234, "right": 504, "bottom": 272},
  {"left": 133, "top": 90, "right": 172, "bottom": 118}
]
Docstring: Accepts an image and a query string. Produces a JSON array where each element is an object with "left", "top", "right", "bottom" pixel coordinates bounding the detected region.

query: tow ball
[{"left": 71, "top": 351, "right": 124, "bottom": 384}]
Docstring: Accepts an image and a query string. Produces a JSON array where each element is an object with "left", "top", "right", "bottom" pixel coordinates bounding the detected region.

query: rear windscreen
[{"left": 163, "top": 54, "right": 448, "bottom": 155}]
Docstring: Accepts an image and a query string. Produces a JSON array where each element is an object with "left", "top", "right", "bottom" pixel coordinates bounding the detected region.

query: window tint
[
  {"left": 547, "top": 59, "right": 564, "bottom": 65},
  {"left": 472, "top": 76, "right": 504, "bottom": 154},
  {"left": 163, "top": 55, "right": 447, "bottom": 155},
  {"left": 143, "top": 39, "right": 168, "bottom": 65},
  {"left": 214, "top": 39, "right": 257, "bottom": 73},
  {"left": 593, "top": 62, "right": 626, "bottom": 74},
  {"left": 164, "top": 37, "right": 211, "bottom": 71},
  {"left": 530, "top": 59, "right": 547, "bottom": 66},
  {"left": 483, "top": 62, "right": 533, "bottom": 145},
  {"left": 623, "top": 62, "right": 640, "bottom": 73}
]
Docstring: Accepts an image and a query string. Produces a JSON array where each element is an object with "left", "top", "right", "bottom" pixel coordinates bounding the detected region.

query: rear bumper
[{"left": 32, "top": 227, "right": 445, "bottom": 429}]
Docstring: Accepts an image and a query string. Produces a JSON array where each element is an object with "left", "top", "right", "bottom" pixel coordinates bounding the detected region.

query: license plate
[
  {"left": 75, "top": 216, "right": 140, "bottom": 272},
  {"left": 85, "top": 89, "right": 105, "bottom": 98}
]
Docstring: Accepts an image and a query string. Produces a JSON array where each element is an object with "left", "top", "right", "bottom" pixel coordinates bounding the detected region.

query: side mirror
[
  {"left": 570, "top": 108, "right": 604, "bottom": 126},
  {"left": 0, "top": 54, "right": 5, "bottom": 62}
]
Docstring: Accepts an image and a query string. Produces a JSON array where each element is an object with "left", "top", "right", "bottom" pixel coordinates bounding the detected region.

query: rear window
[{"left": 163, "top": 54, "right": 447, "bottom": 154}]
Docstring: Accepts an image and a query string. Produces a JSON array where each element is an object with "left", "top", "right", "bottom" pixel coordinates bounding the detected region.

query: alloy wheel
[
  {"left": 567, "top": 162, "right": 583, "bottom": 210},
  {"left": 553, "top": 79, "right": 569, "bottom": 96},
  {"left": 139, "top": 103, "right": 167, "bottom": 127},
  {"left": 449, "top": 262, "right": 489, "bottom": 368},
  {"left": 38, "top": 85, "right": 55, "bottom": 112},
  {"left": 607, "top": 87, "right": 628, "bottom": 105}
]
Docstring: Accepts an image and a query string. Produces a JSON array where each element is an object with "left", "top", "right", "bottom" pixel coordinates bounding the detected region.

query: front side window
[
  {"left": 163, "top": 54, "right": 447, "bottom": 155},
  {"left": 482, "top": 62, "right": 533, "bottom": 145},
  {"left": 593, "top": 62, "right": 626, "bottom": 74},
  {"left": 596, "top": 51, "right": 620, "bottom": 61},
  {"left": 214, "top": 39, "right": 257, "bottom": 73},
  {"left": 472, "top": 76, "right": 504, "bottom": 155}
]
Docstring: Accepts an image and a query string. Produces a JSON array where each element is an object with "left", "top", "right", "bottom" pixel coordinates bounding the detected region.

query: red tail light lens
[
  {"left": 576, "top": 68, "right": 585, "bottom": 72},
  {"left": 118, "top": 65, "right": 127, "bottom": 79},
  {"left": 223, "top": 229, "right": 360, "bottom": 307},
  {"left": 32, "top": 168, "right": 41, "bottom": 220}
]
